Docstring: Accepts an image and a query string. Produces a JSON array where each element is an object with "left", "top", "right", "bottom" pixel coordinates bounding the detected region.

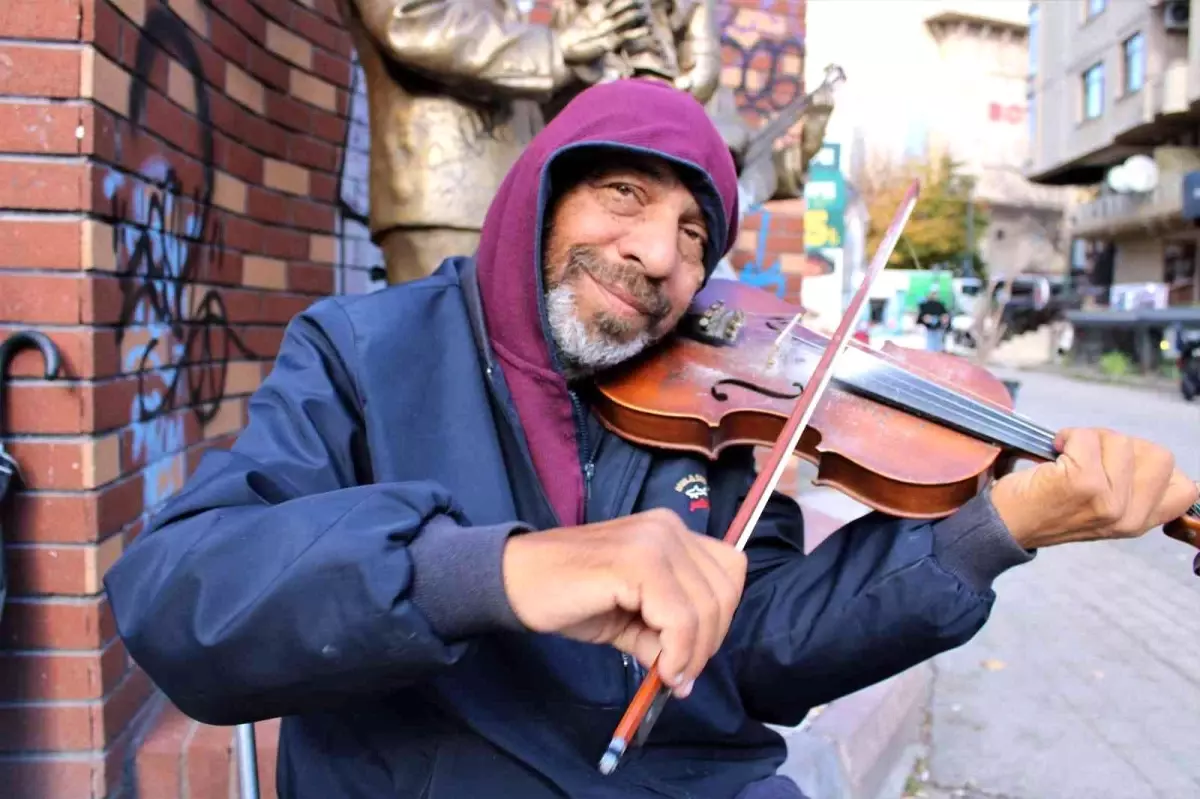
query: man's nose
[{"left": 616, "top": 215, "right": 678, "bottom": 280}]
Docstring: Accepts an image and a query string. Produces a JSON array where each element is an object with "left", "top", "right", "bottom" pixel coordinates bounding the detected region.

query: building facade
[
  {"left": 1026, "top": 0, "right": 1200, "bottom": 308},
  {"left": 804, "top": 0, "right": 1075, "bottom": 288}
]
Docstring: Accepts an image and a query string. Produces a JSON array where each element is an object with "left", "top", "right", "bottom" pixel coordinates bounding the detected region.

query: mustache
[{"left": 557, "top": 246, "right": 672, "bottom": 323}]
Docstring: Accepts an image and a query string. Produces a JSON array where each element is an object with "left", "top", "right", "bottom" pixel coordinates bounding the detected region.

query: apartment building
[
  {"left": 1026, "top": 0, "right": 1200, "bottom": 307},
  {"left": 805, "top": 0, "right": 1075, "bottom": 280}
]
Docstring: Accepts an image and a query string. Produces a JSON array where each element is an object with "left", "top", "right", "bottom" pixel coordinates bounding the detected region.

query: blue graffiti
[
  {"left": 736, "top": 208, "right": 788, "bottom": 297},
  {"left": 104, "top": 161, "right": 191, "bottom": 512}
]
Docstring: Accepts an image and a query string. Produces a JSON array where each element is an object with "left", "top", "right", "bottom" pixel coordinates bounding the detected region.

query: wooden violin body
[{"left": 592, "top": 279, "right": 1200, "bottom": 541}]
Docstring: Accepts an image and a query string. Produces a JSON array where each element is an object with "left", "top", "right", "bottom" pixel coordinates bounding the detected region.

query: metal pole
[{"left": 235, "top": 723, "right": 261, "bottom": 799}]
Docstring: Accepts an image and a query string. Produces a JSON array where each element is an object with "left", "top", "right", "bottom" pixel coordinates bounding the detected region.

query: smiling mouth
[{"left": 584, "top": 269, "right": 654, "bottom": 316}]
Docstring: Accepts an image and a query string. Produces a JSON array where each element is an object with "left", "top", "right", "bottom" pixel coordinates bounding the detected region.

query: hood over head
[{"left": 475, "top": 79, "right": 740, "bottom": 527}]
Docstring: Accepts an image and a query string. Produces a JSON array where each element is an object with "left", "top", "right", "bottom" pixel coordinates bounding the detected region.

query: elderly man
[{"left": 104, "top": 81, "right": 1196, "bottom": 799}]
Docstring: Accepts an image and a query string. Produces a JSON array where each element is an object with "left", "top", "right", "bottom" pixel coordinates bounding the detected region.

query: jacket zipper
[
  {"left": 568, "top": 390, "right": 596, "bottom": 519},
  {"left": 569, "top": 390, "right": 644, "bottom": 702}
]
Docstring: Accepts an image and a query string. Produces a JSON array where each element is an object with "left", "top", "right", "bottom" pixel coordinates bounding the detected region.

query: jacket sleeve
[
  {"left": 102, "top": 301, "right": 528, "bottom": 726},
  {"left": 347, "top": 0, "right": 570, "bottom": 100},
  {"left": 709, "top": 449, "right": 1033, "bottom": 726}
]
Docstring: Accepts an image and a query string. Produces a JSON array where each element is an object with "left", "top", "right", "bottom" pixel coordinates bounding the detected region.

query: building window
[
  {"left": 1087, "top": 0, "right": 1107, "bottom": 18},
  {"left": 1083, "top": 62, "right": 1104, "bottom": 120},
  {"left": 1029, "top": 5, "right": 1039, "bottom": 76},
  {"left": 1123, "top": 33, "right": 1145, "bottom": 93}
]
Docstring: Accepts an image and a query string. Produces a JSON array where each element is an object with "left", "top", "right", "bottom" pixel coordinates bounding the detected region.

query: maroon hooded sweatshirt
[{"left": 473, "top": 79, "right": 740, "bottom": 527}]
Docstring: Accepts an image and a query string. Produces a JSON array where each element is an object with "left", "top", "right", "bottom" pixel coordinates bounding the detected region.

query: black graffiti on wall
[
  {"left": 107, "top": 6, "right": 254, "bottom": 425},
  {"left": 719, "top": 6, "right": 806, "bottom": 116}
]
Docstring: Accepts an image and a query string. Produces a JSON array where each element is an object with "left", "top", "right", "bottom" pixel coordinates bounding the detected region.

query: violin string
[
  {"left": 773, "top": 326, "right": 1057, "bottom": 444},
  {"left": 746, "top": 314, "right": 1053, "bottom": 443},
  {"left": 777, "top": 332, "right": 1059, "bottom": 456}
]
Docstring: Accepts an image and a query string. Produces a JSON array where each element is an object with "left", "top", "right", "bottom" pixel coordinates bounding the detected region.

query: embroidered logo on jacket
[{"left": 674, "top": 473, "right": 710, "bottom": 512}]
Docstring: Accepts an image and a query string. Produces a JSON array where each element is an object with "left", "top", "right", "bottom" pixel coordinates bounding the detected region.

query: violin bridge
[{"left": 767, "top": 312, "right": 804, "bottom": 368}]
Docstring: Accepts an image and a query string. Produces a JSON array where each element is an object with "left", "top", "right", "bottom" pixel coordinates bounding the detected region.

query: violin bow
[{"left": 598, "top": 179, "right": 922, "bottom": 775}]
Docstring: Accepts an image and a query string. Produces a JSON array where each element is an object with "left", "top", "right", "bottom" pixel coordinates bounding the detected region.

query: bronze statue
[
  {"left": 338, "top": 0, "right": 650, "bottom": 284},
  {"left": 545, "top": 0, "right": 721, "bottom": 112},
  {"left": 546, "top": 0, "right": 840, "bottom": 211}
]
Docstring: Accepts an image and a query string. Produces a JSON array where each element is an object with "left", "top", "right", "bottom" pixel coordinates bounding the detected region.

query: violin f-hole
[{"left": 711, "top": 378, "right": 803, "bottom": 403}]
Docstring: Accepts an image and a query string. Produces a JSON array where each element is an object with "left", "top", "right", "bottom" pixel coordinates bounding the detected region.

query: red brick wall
[{"left": 0, "top": 1, "right": 806, "bottom": 796}]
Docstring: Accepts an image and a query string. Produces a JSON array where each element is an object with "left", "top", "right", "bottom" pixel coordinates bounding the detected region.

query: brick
[
  {"left": 248, "top": 185, "right": 290, "bottom": 225},
  {"left": 0, "top": 640, "right": 126, "bottom": 701},
  {"left": 0, "top": 755, "right": 108, "bottom": 798},
  {"left": 0, "top": 102, "right": 83, "bottom": 155},
  {"left": 6, "top": 534, "right": 123, "bottom": 597},
  {"left": 166, "top": 59, "right": 198, "bottom": 113},
  {"left": 291, "top": 6, "right": 347, "bottom": 55},
  {"left": 82, "top": 219, "right": 118, "bottom": 272},
  {"left": 311, "top": 47, "right": 351, "bottom": 89},
  {"left": 290, "top": 196, "right": 334, "bottom": 231},
  {"left": 136, "top": 703, "right": 198, "bottom": 799},
  {"left": 213, "top": 170, "right": 248, "bottom": 213},
  {"left": 0, "top": 159, "right": 88, "bottom": 212},
  {"left": 0, "top": 273, "right": 83, "bottom": 324},
  {"left": 167, "top": 0, "right": 210, "bottom": 38},
  {"left": 265, "top": 90, "right": 313, "bottom": 133},
  {"left": 266, "top": 21, "right": 313, "bottom": 70},
  {"left": 289, "top": 262, "right": 335, "bottom": 295},
  {"left": 80, "top": 46, "right": 131, "bottom": 117},
  {"left": 0, "top": 0, "right": 83, "bottom": 39},
  {"left": 109, "top": 0, "right": 148, "bottom": 25},
  {"left": 223, "top": 0, "right": 269, "bottom": 42},
  {"left": 309, "top": 233, "right": 336, "bottom": 263},
  {"left": 2, "top": 436, "right": 120, "bottom": 491},
  {"left": 250, "top": 46, "right": 292, "bottom": 91},
  {"left": 0, "top": 699, "right": 100, "bottom": 752},
  {"left": 225, "top": 62, "right": 266, "bottom": 114},
  {"left": 0, "top": 596, "right": 115, "bottom": 649},
  {"left": 289, "top": 68, "right": 336, "bottom": 111},
  {"left": 263, "top": 158, "right": 310, "bottom": 196},
  {"left": 288, "top": 133, "right": 339, "bottom": 172},
  {"left": 0, "top": 44, "right": 82, "bottom": 98},
  {"left": 0, "top": 217, "right": 82, "bottom": 270}
]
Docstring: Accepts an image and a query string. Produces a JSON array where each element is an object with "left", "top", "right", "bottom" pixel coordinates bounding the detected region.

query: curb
[
  {"left": 766, "top": 499, "right": 933, "bottom": 799},
  {"left": 772, "top": 663, "right": 932, "bottom": 799}
]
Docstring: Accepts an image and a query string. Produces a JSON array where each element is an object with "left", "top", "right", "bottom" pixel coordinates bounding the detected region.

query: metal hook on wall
[
  {"left": 0, "top": 330, "right": 63, "bottom": 438},
  {"left": 0, "top": 330, "right": 65, "bottom": 623}
]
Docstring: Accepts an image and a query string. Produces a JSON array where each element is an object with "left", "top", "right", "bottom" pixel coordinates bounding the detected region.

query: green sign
[{"left": 803, "top": 143, "right": 845, "bottom": 250}]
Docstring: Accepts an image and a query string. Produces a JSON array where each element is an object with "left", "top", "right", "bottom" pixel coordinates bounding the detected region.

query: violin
[
  {"left": 591, "top": 180, "right": 1200, "bottom": 775},
  {"left": 592, "top": 277, "right": 1200, "bottom": 547}
]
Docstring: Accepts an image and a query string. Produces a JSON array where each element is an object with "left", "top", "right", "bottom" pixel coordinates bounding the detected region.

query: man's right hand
[
  {"left": 502, "top": 509, "right": 747, "bottom": 698},
  {"left": 558, "top": 0, "right": 651, "bottom": 65}
]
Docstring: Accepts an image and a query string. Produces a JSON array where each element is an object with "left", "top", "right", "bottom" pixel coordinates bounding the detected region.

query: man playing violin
[{"left": 104, "top": 80, "right": 1198, "bottom": 799}]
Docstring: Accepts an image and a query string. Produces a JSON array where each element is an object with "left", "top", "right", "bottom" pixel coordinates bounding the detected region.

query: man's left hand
[{"left": 989, "top": 428, "right": 1198, "bottom": 551}]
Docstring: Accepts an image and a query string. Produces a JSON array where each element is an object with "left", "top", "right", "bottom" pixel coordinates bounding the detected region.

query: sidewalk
[{"left": 767, "top": 485, "right": 930, "bottom": 799}]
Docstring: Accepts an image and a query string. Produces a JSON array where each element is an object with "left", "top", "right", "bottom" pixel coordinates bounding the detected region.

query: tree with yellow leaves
[{"left": 859, "top": 151, "right": 989, "bottom": 276}]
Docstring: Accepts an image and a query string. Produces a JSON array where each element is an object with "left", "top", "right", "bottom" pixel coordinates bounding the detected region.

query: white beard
[{"left": 545, "top": 284, "right": 654, "bottom": 378}]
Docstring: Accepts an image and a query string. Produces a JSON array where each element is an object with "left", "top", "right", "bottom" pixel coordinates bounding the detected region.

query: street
[{"left": 910, "top": 368, "right": 1200, "bottom": 799}]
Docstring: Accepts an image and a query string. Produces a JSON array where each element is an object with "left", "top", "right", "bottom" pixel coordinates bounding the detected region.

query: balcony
[{"left": 1069, "top": 169, "right": 1185, "bottom": 238}]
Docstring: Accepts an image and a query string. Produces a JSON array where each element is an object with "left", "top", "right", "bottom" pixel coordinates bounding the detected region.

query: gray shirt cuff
[
  {"left": 408, "top": 515, "right": 530, "bottom": 640},
  {"left": 931, "top": 490, "right": 1035, "bottom": 592}
]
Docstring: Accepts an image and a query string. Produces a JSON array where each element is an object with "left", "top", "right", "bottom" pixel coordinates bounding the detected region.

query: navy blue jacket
[{"left": 104, "top": 259, "right": 1033, "bottom": 798}]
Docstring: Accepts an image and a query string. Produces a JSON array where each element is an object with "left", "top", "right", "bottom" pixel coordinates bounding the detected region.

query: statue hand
[{"left": 559, "top": 0, "right": 651, "bottom": 64}]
